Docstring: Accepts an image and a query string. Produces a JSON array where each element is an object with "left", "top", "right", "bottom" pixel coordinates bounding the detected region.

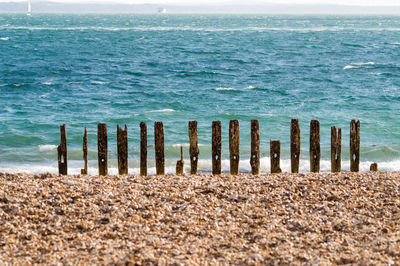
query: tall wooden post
[
  {"left": 57, "top": 124, "right": 67, "bottom": 175},
  {"left": 350, "top": 120, "right": 360, "bottom": 172},
  {"left": 154, "top": 121, "right": 165, "bottom": 175},
  {"left": 250, "top": 120, "right": 260, "bottom": 175},
  {"left": 117, "top": 124, "right": 128, "bottom": 175},
  {"left": 140, "top": 122, "right": 147, "bottom": 176},
  {"left": 290, "top": 119, "right": 300, "bottom": 173},
  {"left": 270, "top": 140, "right": 281, "bottom": 173},
  {"left": 80, "top": 127, "right": 88, "bottom": 175},
  {"left": 229, "top": 120, "right": 240, "bottom": 175},
  {"left": 97, "top": 123, "right": 108, "bottom": 176},
  {"left": 310, "top": 120, "right": 320, "bottom": 173},
  {"left": 212, "top": 121, "right": 222, "bottom": 175},
  {"left": 188, "top": 121, "right": 199, "bottom": 175},
  {"left": 176, "top": 146, "right": 184, "bottom": 175},
  {"left": 331, "top": 126, "right": 341, "bottom": 173}
]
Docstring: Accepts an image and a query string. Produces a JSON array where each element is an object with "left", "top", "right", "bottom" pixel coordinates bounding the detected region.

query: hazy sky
[{"left": 1, "top": 0, "right": 400, "bottom": 5}]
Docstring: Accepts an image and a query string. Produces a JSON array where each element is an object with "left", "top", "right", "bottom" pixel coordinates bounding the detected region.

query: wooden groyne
[{"left": 57, "top": 119, "right": 376, "bottom": 176}]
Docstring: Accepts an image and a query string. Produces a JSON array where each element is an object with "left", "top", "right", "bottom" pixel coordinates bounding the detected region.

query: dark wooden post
[
  {"left": 290, "top": 119, "right": 300, "bottom": 173},
  {"left": 188, "top": 121, "right": 199, "bottom": 175},
  {"left": 80, "top": 127, "right": 88, "bottom": 175},
  {"left": 370, "top": 163, "right": 378, "bottom": 172},
  {"left": 229, "top": 120, "right": 240, "bottom": 175},
  {"left": 140, "top": 122, "right": 147, "bottom": 176},
  {"left": 176, "top": 146, "right": 184, "bottom": 175},
  {"left": 350, "top": 120, "right": 360, "bottom": 172},
  {"left": 154, "top": 121, "right": 165, "bottom": 175},
  {"left": 250, "top": 120, "right": 260, "bottom": 175},
  {"left": 310, "top": 120, "right": 320, "bottom": 173},
  {"left": 57, "top": 124, "right": 67, "bottom": 175},
  {"left": 212, "top": 121, "right": 222, "bottom": 175},
  {"left": 97, "top": 123, "right": 108, "bottom": 176},
  {"left": 270, "top": 140, "right": 281, "bottom": 173},
  {"left": 331, "top": 126, "right": 341, "bottom": 173},
  {"left": 117, "top": 124, "right": 128, "bottom": 175}
]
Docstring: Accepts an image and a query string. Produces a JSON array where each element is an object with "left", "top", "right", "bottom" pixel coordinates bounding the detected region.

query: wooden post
[
  {"left": 97, "top": 123, "right": 108, "bottom": 176},
  {"left": 331, "top": 126, "right": 341, "bottom": 173},
  {"left": 154, "top": 121, "right": 165, "bottom": 175},
  {"left": 140, "top": 122, "right": 147, "bottom": 176},
  {"left": 370, "top": 163, "right": 378, "bottom": 172},
  {"left": 80, "top": 127, "right": 88, "bottom": 175},
  {"left": 117, "top": 124, "right": 128, "bottom": 175},
  {"left": 250, "top": 120, "right": 260, "bottom": 175},
  {"left": 270, "top": 140, "right": 281, "bottom": 173},
  {"left": 176, "top": 146, "right": 184, "bottom": 175},
  {"left": 350, "top": 120, "right": 360, "bottom": 172},
  {"left": 212, "top": 121, "right": 222, "bottom": 175},
  {"left": 310, "top": 120, "right": 320, "bottom": 173},
  {"left": 290, "top": 119, "right": 300, "bottom": 173},
  {"left": 188, "top": 121, "right": 199, "bottom": 175},
  {"left": 229, "top": 120, "right": 240, "bottom": 175},
  {"left": 57, "top": 124, "right": 67, "bottom": 175}
]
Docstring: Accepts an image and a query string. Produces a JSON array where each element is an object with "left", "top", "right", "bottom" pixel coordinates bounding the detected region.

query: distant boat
[
  {"left": 27, "top": 0, "right": 32, "bottom": 16},
  {"left": 158, "top": 8, "right": 167, "bottom": 14}
]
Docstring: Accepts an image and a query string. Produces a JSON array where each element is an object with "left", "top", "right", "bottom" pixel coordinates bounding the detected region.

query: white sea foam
[
  {"left": 38, "top": 145, "right": 58, "bottom": 151},
  {"left": 245, "top": 85, "right": 256, "bottom": 90},
  {"left": 215, "top": 87, "right": 235, "bottom": 91},
  {"left": 171, "top": 143, "right": 206, "bottom": 148},
  {"left": 42, "top": 82, "right": 54, "bottom": 85},
  {"left": 343, "top": 62, "right": 375, "bottom": 70},
  {"left": 0, "top": 37, "right": 9, "bottom": 41},
  {"left": 2, "top": 26, "right": 400, "bottom": 32},
  {"left": 146, "top": 109, "right": 175, "bottom": 113},
  {"left": 90, "top": 80, "right": 107, "bottom": 85},
  {"left": 2, "top": 158, "right": 400, "bottom": 175}
]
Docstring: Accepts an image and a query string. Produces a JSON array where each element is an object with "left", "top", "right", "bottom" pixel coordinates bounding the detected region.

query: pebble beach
[{"left": 1, "top": 171, "right": 399, "bottom": 264}]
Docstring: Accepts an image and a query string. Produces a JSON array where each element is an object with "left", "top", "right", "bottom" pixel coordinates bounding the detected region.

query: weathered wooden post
[
  {"left": 80, "top": 127, "right": 88, "bottom": 175},
  {"left": 117, "top": 124, "right": 128, "bottom": 175},
  {"left": 250, "top": 120, "right": 260, "bottom": 175},
  {"left": 270, "top": 140, "right": 282, "bottom": 173},
  {"left": 350, "top": 120, "right": 360, "bottom": 172},
  {"left": 154, "top": 121, "right": 165, "bottom": 175},
  {"left": 331, "top": 126, "right": 341, "bottom": 172},
  {"left": 97, "top": 123, "right": 108, "bottom": 176},
  {"left": 57, "top": 124, "right": 67, "bottom": 175},
  {"left": 290, "top": 119, "right": 300, "bottom": 173},
  {"left": 212, "top": 121, "right": 222, "bottom": 175},
  {"left": 188, "top": 121, "right": 199, "bottom": 175},
  {"left": 370, "top": 163, "right": 378, "bottom": 171},
  {"left": 140, "top": 122, "right": 147, "bottom": 176},
  {"left": 310, "top": 120, "right": 320, "bottom": 173},
  {"left": 229, "top": 120, "right": 240, "bottom": 175},
  {"left": 176, "top": 146, "right": 184, "bottom": 175}
]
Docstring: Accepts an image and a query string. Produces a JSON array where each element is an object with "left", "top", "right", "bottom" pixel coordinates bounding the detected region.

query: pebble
[{"left": 0, "top": 171, "right": 399, "bottom": 264}]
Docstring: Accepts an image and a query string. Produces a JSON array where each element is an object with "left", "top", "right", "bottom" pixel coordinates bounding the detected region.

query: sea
[{"left": 0, "top": 14, "right": 400, "bottom": 174}]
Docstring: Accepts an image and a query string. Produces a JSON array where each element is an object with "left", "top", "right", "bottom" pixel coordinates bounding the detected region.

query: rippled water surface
[{"left": 0, "top": 14, "right": 400, "bottom": 173}]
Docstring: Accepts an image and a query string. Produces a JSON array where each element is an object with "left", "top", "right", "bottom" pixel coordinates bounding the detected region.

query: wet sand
[{"left": 0, "top": 172, "right": 399, "bottom": 264}]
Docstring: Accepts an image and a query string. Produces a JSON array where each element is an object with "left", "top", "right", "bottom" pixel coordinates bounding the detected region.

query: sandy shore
[{"left": 0, "top": 171, "right": 399, "bottom": 264}]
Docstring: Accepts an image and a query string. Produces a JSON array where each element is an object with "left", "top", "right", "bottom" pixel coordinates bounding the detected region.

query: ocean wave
[
  {"left": 2, "top": 26, "right": 400, "bottom": 32},
  {"left": 41, "top": 82, "right": 54, "bottom": 86},
  {"left": 146, "top": 109, "right": 175, "bottom": 113},
  {"left": 90, "top": 80, "right": 107, "bottom": 85},
  {"left": 245, "top": 85, "right": 256, "bottom": 90},
  {"left": 343, "top": 62, "right": 375, "bottom": 70},
  {"left": 0, "top": 37, "right": 9, "bottom": 41},
  {"left": 38, "top": 145, "right": 58, "bottom": 151},
  {"left": 215, "top": 87, "right": 235, "bottom": 91},
  {"left": 2, "top": 157, "right": 400, "bottom": 175}
]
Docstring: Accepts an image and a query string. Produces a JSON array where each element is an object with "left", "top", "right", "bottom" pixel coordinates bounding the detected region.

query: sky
[{"left": 1, "top": 0, "right": 400, "bottom": 5}]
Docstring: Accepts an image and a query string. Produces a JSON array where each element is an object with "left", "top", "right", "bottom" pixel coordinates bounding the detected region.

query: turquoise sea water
[{"left": 0, "top": 14, "right": 400, "bottom": 174}]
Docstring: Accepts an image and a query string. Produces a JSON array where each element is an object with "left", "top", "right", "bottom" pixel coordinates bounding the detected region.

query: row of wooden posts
[{"left": 58, "top": 119, "right": 373, "bottom": 176}]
